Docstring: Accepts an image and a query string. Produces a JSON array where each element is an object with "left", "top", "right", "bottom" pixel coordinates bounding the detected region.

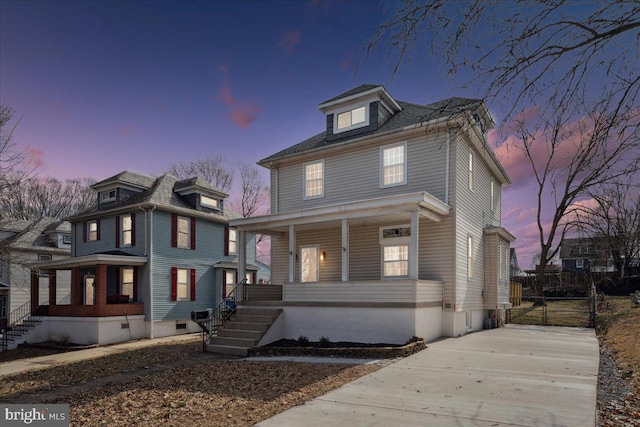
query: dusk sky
[{"left": 1, "top": 0, "right": 573, "bottom": 269}]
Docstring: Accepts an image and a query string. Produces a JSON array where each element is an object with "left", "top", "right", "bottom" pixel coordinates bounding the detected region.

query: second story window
[
  {"left": 304, "top": 160, "right": 324, "bottom": 199},
  {"left": 490, "top": 180, "right": 495, "bottom": 211},
  {"left": 228, "top": 228, "right": 237, "bottom": 255},
  {"left": 84, "top": 220, "right": 100, "bottom": 242},
  {"left": 381, "top": 142, "right": 407, "bottom": 187},
  {"left": 171, "top": 214, "right": 196, "bottom": 250},
  {"left": 177, "top": 216, "right": 190, "bottom": 248},
  {"left": 121, "top": 214, "right": 133, "bottom": 247},
  {"left": 468, "top": 151, "right": 475, "bottom": 191}
]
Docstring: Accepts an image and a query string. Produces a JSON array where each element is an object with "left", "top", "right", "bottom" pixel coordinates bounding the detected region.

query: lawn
[{"left": 510, "top": 298, "right": 593, "bottom": 327}]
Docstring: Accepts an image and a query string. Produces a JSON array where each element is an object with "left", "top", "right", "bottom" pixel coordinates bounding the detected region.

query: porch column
[
  {"left": 238, "top": 230, "right": 247, "bottom": 302},
  {"left": 48, "top": 269, "right": 57, "bottom": 306},
  {"left": 71, "top": 267, "right": 80, "bottom": 306},
  {"left": 341, "top": 219, "right": 349, "bottom": 281},
  {"left": 95, "top": 264, "right": 107, "bottom": 307},
  {"left": 30, "top": 269, "right": 39, "bottom": 312},
  {"left": 288, "top": 225, "right": 296, "bottom": 283},
  {"left": 409, "top": 211, "right": 419, "bottom": 280}
]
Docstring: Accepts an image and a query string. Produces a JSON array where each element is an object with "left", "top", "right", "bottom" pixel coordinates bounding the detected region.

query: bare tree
[
  {"left": 0, "top": 106, "right": 30, "bottom": 202},
  {"left": 165, "top": 155, "right": 233, "bottom": 193},
  {"left": 577, "top": 177, "right": 640, "bottom": 285},
  {"left": 0, "top": 176, "right": 96, "bottom": 220},
  {"left": 233, "top": 162, "right": 269, "bottom": 218}
]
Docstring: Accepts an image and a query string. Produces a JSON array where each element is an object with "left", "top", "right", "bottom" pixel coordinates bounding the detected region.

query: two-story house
[
  {"left": 230, "top": 84, "right": 515, "bottom": 347},
  {"left": 0, "top": 218, "right": 71, "bottom": 330},
  {"left": 29, "top": 171, "right": 265, "bottom": 345}
]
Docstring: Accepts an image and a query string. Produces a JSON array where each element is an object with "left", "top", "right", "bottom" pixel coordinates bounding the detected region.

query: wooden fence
[{"left": 510, "top": 282, "right": 522, "bottom": 307}]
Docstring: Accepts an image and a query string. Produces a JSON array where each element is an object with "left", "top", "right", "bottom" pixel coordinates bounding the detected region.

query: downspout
[
  {"left": 445, "top": 129, "right": 450, "bottom": 205},
  {"left": 146, "top": 205, "right": 157, "bottom": 338}
]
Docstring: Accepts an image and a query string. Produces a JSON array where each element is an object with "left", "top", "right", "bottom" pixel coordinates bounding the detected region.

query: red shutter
[
  {"left": 96, "top": 219, "right": 101, "bottom": 240},
  {"left": 171, "top": 213, "right": 177, "bottom": 247},
  {"left": 132, "top": 266, "right": 138, "bottom": 302},
  {"left": 190, "top": 217, "right": 196, "bottom": 250},
  {"left": 83, "top": 222, "right": 87, "bottom": 242},
  {"left": 170, "top": 267, "right": 177, "bottom": 301},
  {"left": 131, "top": 213, "right": 136, "bottom": 247},
  {"left": 222, "top": 270, "right": 227, "bottom": 298},
  {"left": 115, "top": 215, "right": 120, "bottom": 248},
  {"left": 224, "top": 226, "right": 229, "bottom": 256},
  {"left": 190, "top": 268, "right": 196, "bottom": 301}
]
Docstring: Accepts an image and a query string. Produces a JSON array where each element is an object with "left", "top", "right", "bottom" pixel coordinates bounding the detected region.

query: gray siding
[
  {"left": 74, "top": 212, "right": 146, "bottom": 257},
  {"left": 277, "top": 131, "right": 449, "bottom": 213}
]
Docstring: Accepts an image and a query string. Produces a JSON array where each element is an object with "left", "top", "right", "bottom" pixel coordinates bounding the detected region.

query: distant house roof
[
  {"left": 259, "top": 96, "right": 484, "bottom": 165},
  {"left": 91, "top": 170, "right": 156, "bottom": 191},
  {"left": 1, "top": 217, "right": 71, "bottom": 252}
]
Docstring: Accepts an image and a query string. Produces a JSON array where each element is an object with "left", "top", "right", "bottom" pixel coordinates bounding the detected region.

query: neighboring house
[
  {"left": 510, "top": 248, "right": 522, "bottom": 277},
  {"left": 231, "top": 84, "right": 515, "bottom": 344},
  {"left": 29, "top": 171, "right": 266, "bottom": 345},
  {"left": 0, "top": 218, "right": 71, "bottom": 328},
  {"left": 560, "top": 236, "right": 622, "bottom": 273}
]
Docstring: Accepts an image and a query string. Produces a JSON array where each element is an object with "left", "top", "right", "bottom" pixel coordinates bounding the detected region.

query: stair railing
[{"left": 7, "top": 300, "right": 48, "bottom": 339}]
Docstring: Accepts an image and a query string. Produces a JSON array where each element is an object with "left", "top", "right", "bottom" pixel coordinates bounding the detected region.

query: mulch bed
[{"left": 249, "top": 338, "right": 425, "bottom": 358}]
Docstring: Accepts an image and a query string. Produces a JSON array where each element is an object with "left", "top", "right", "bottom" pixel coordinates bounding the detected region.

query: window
[
  {"left": 171, "top": 267, "right": 196, "bottom": 301},
  {"left": 300, "top": 245, "right": 319, "bottom": 283},
  {"left": 177, "top": 216, "right": 190, "bottom": 249},
  {"left": 467, "top": 235, "right": 474, "bottom": 279},
  {"left": 201, "top": 195, "right": 219, "bottom": 209},
  {"left": 490, "top": 180, "right": 495, "bottom": 211},
  {"left": 100, "top": 189, "right": 116, "bottom": 203},
  {"left": 468, "top": 151, "right": 474, "bottom": 191},
  {"left": 86, "top": 220, "right": 99, "bottom": 241},
  {"left": 383, "top": 245, "right": 409, "bottom": 277},
  {"left": 228, "top": 228, "right": 237, "bottom": 255},
  {"left": 0, "top": 295, "right": 7, "bottom": 319},
  {"left": 336, "top": 106, "right": 366, "bottom": 130},
  {"left": 172, "top": 214, "right": 195, "bottom": 250},
  {"left": 499, "top": 244, "right": 507, "bottom": 281},
  {"left": 381, "top": 142, "right": 407, "bottom": 187},
  {"left": 576, "top": 259, "right": 584, "bottom": 269},
  {"left": 224, "top": 270, "right": 235, "bottom": 298},
  {"left": 121, "top": 214, "right": 133, "bottom": 247},
  {"left": 304, "top": 160, "right": 324, "bottom": 199},
  {"left": 63, "top": 234, "right": 72, "bottom": 244},
  {"left": 38, "top": 254, "right": 52, "bottom": 277},
  {"left": 121, "top": 268, "right": 134, "bottom": 301}
]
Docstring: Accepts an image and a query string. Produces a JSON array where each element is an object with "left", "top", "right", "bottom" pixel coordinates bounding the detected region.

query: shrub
[
  {"left": 297, "top": 335, "right": 310, "bottom": 346},
  {"left": 319, "top": 336, "right": 331, "bottom": 347}
]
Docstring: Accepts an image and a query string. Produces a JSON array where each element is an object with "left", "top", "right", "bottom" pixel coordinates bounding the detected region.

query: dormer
[
  {"left": 174, "top": 177, "right": 229, "bottom": 215},
  {"left": 318, "top": 84, "right": 402, "bottom": 142},
  {"left": 91, "top": 171, "right": 156, "bottom": 209},
  {"left": 44, "top": 221, "right": 72, "bottom": 249}
]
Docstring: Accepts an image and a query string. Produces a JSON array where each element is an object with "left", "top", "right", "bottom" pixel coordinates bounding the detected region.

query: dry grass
[{"left": 510, "top": 298, "right": 592, "bottom": 327}]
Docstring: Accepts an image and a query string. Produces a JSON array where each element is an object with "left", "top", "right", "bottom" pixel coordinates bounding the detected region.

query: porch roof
[
  {"left": 32, "top": 253, "right": 148, "bottom": 270},
  {"left": 230, "top": 191, "right": 450, "bottom": 234}
]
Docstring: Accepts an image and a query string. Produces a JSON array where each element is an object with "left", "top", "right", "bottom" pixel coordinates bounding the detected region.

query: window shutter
[
  {"left": 131, "top": 213, "right": 136, "bottom": 247},
  {"left": 83, "top": 222, "right": 87, "bottom": 242},
  {"left": 171, "top": 267, "right": 177, "bottom": 301},
  {"left": 190, "top": 268, "right": 196, "bottom": 301},
  {"left": 222, "top": 270, "right": 227, "bottom": 298},
  {"left": 115, "top": 215, "right": 120, "bottom": 248},
  {"left": 224, "top": 226, "right": 230, "bottom": 256},
  {"left": 133, "top": 266, "right": 138, "bottom": 302},
  {"left": 190, "top": 217, "right": 196, "bottom": 250},
  {"left": 171, "top": 213, "right": 177, "bottom": 247},
  {"left": 96, "top": 219, "right": 101, "bottom": 241}
]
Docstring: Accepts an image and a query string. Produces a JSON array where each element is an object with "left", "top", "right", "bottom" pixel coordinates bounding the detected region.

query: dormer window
[
  {"left": 100, "top": 190, "right": 116, "bottom": 203},
  {"left": 63, "top": 235, "right": 72, "bottom": 245},
  {"left": 334, "top": 104, "right": 369, "bottom": 133},
  {"left": 201, "top": 195, "right": 219, "bottom": 210}
]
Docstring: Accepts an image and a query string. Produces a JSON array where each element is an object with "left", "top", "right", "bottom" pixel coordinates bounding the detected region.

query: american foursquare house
[
  {"left": 27, "top": 171, "right": 265, "bottom": 345},
  {"left": 226, "top": 84, "right": 515, "bottom": 352}
]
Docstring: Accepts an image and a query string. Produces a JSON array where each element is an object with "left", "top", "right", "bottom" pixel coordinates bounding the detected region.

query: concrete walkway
[
  {"left": 257, "top": 325, "right": 599, "bottom": 427},
  {"left": 0, "top": 333, "right": 200, "bottom": 377}
]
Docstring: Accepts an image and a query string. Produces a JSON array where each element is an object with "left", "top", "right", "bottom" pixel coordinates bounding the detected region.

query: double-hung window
[
  {"left": 177, "top": 216, "right": 190, "bottom": 249},
  {"left": 228, "top": 228, "right": 237, "bottom": 255},
  {"left": 304, "top": 160, "right": 324, "bottom": 199},
  {"left": 381, "top": 142, "right": 407, "bottom": 187},
  {"left": 380, "top": 226, "right": 410, "bottom": 277},
  {"left": 121, "top": 214, "right": 133, "bottom": 247},
  {"left": 87, "top": 220, "right": 99, "bottom": 241},
  {"left": 121, "top": 267, "right": 134, "bottom": 301}
]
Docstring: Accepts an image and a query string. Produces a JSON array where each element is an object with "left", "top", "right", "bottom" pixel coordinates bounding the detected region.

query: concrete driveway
[{"left": 257, "top": 325, "right": 599, "bottom": 426}]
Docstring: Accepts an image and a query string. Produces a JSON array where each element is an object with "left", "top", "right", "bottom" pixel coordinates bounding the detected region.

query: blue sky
[{"left": 1, "top": 0, "right": 546, "bottom": 268}]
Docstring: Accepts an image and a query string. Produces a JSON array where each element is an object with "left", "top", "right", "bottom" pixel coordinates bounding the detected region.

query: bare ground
[{"left": 0, "top": 337, "right": 382, "bottom": 426}]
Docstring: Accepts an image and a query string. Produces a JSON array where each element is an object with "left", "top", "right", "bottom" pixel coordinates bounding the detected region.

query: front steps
[{"left": 207, "top": 307, "right": 281, "bottom": 357}]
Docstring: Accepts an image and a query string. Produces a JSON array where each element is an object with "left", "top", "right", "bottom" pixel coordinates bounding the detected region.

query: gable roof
[
  {"left": 260, "top": 96, "right": 483, "bottom": 164},
  {"left": 3, "top": 217, "right": 71, "bottom": 251}
]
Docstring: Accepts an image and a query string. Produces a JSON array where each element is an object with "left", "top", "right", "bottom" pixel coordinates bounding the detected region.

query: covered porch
[{"left": 31, "top": 254, "right": 146, "bottom": 317}]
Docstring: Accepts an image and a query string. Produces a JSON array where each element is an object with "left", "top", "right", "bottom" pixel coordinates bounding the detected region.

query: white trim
[
  {"left": 380, "top": 141, "right": 407, "bottom": 188},
  {"left": 33, "top": 254, "right": 148, "bottom": 269},
  {"left": 303, "top": 159, "right": 325, "bottom": 200},
  {"left": 332, "top": 103, "right": 370, "bottom": 134},
  {"left": 317, "top": 86, "right": 402, "bottom": 112}
]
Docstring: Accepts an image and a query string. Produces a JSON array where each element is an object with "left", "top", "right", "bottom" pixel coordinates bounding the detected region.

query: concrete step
[
  {"left": 206, "top": 344, "right": 248, "bottom": 357},
  {"left": 222, "top": 322, "right": 271, "bottom": 332},
  {"left": 236, "top": 308, "right": 282, "bottom": 317},
  {"left": 231, "top": 314, "right": 279, "bottom": 324},
  {"left": 217, "top": 328, "right": 264, "bottom": 340},
  {"left": 211, "top": 336, "right": 259, "bottom": 347}
]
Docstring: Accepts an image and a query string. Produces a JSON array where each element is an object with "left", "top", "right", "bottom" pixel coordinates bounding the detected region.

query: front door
[
  {"left": 84, "top": 275, "right": 95, "bottom": 305},
  {"left": 300, "top": 245, "right": 319, "bottom": 282}
]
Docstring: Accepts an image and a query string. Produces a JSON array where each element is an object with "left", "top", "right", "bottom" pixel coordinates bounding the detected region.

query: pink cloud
[
  {"left": 340, "top": 51, "right": 354, "bottom": 70},
  {"left": 278, "top": 30, "right": 301, "bottom": 54},
  {"left": 25, "top": 147, "right": 44, "bottom": 168},
  {"left": 218, "top": 65, "right": 262, "bottom": 128},
  {"left": 118, "top": 125, "right": 134, "bottom": 136}
]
